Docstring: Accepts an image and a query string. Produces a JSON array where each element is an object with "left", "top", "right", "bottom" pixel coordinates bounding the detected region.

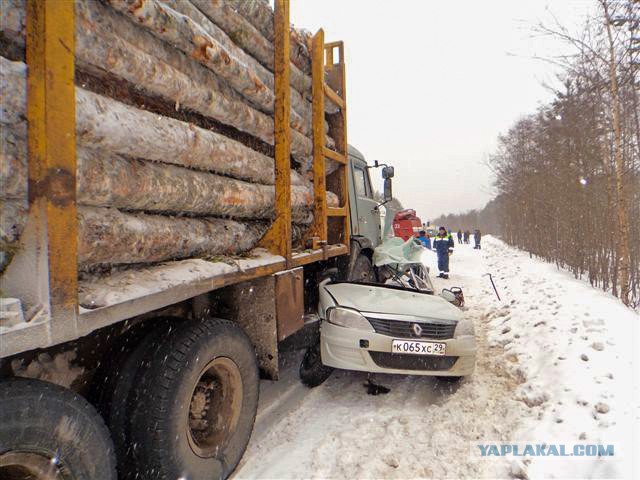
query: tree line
[{"left": 434, "top": 0, "right": 639, "bottom": 307}]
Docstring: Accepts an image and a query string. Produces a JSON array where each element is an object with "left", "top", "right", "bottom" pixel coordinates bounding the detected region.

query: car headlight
[
  {"left": 454, "top": 319, "right": 475, "bottom": 337},
  {"left": 326, "top": 307, "right": 374, "bottom": 331}
]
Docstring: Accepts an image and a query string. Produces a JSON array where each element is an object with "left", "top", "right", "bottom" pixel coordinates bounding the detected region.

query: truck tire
[
  {"left": 350, "top": 254, "right": 375, "bottom": 283},
  {"left": 128, "top": 318, "right": 259, "bottom": 480},
  {"left": 91, "top": 320, "right": 180, "bottom": 476},
  {"left": 299, "top": 343, "right": 333, "bottom": 387},
  {"left": 0, "top": 377, "right": 117, "bottom": 480}
]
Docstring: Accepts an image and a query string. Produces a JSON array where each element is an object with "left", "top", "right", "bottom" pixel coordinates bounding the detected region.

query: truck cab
[
  {"left": 344, "top": 145, "right": 395, "bottom": 278},
  {"left": 347, "top": 145, "right": 383, "bottom": 248}
]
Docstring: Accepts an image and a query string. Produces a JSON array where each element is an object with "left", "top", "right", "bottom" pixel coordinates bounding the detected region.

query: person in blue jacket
[
  {"left": 433, "top": 226, "right": 454, "bottom": 279},
  {"left": 416, "top": 230, "right": 431, "bottom": 249}
]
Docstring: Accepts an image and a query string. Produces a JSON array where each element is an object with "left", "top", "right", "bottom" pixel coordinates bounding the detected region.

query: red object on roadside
[{"left": 392, "top": 209, "right": 423, "bottom": 240}]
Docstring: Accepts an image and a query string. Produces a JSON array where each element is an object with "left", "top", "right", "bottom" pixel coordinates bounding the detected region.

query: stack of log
[{"left": 0, "top": 0, "right": 338, "bottom": 273}]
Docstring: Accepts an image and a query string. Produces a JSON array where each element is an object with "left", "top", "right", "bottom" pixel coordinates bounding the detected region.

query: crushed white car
[{"left": 300, "top": 238, "right": 476, "bottom": 386}]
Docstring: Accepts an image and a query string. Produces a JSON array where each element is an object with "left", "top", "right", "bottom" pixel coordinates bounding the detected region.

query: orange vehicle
[{"left": 392, "top": 209, "right": 423, "bottom": 240}]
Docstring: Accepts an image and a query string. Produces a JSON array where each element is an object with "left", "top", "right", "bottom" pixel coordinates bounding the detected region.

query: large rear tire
[
  {"left": 0, "top": 378, "right": 116, "bottom": 480},
  {"left": 90, "top": 320, "right": 180, "bottom": 477},
  {"left": 128, "top": 318, "right": 259, "bottom": 480}
]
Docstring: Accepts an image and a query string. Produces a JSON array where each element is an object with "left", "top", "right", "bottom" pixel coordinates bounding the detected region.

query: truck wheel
[
  {"left": 350, "top": 254, "right": 375, "bottom": 283},
  {"left": 91, "top": 320, "right": 179, "bottom": 476},
  {"left": 128, "top": 318, "right": 259, "bottom": 480},
  {"left": 299, "top": 343, "right": 333, "bottom": 387},
  {"left": 0, "top": 378, "right": 116, "bottom": 480}
]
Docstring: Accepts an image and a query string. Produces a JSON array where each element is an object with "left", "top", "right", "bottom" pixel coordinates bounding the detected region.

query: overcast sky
[{"left": 290, "top": 0, "right": 597, "bottom": 221}]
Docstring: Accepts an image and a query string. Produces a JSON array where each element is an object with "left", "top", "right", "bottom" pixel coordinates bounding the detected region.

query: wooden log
[
  {"left": 189, "top": 0, "right": 311, "bottom": 95},
  {"left": 0, "top": 200, "right": 314, "bottom": 271},
  {"left": 1, "top": 57, "right": 308, "bottom": 186},
  {"left": 164, "top": 0, "right": 309, "bottom": 106},
  {"left": 0, "top": 55, "right": 26, "bottom": 125},
  {"left": 95, "top": 0, "right": 317, "bottom": 137},
  {"left": 0, "top": 200, "right": 26, "bottom": 244},
  {"left": 226, "top": 0, "right": 274, "bottom": 41},
  {"left": 1, "top": 2, "right": 335, "bottom": 151},
  {"left": 0, "top": 127, "right": 26, "bottom": 199},
  {"left": 222, "top": 0, "right": 339, "bottom": 114},
  {"left": 105, "top": 0, "right": 277, "bottom": 114},
  {"left": 103, "top": 0, "right": 337, "bottom": 123},
  {"left": 0, "top": 199, "right": 27, "bottom": 272},
  {"left": 96, "top": 0, "right": 329, "bottom": 144},
  {"left": 198, "top": 0, "right": 338, "bottom": 113},
  {"left": 226, "top": 0, "right": 311, "bottom": 75},
  {"left": 77, "top": 149, "right": 323, "bottom": 222},
  {"left": 0, "top": 0, "right": 23, "bottom": 40},
  {"left": 78, "top": 206, "right": 268, "bottom": 269},
  {"left": 2, "top": 124, "right": 340, "bottom": 221},
  {"left": 76, "top": 2, "right": 312, "bottom": 160},
  {"left": 76, "top": 86, "right": 298, "bottom": 186},
  {"left": 0, "top": 0, "right": 314, "bottom": 138},
  {"left": 1, "top": 128, "right": 340, "bottom": 223}
]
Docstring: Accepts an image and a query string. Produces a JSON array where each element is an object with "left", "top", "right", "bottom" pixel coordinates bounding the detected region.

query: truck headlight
[{"left": 326, "top": 307, "right": 374, "bottom": 331}]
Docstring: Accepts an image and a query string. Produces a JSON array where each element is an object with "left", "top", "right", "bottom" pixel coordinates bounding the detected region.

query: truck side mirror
[
  {"left": 383, "top": 178, "right": 392, "bottom": 201},
  {"left": 382, "top": 166, "right": 394, "bottom": 179}
]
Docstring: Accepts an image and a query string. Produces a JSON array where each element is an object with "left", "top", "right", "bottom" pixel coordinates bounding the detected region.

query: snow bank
[{"left": 478, "top": 237, "right": 639, "bottom": 479}]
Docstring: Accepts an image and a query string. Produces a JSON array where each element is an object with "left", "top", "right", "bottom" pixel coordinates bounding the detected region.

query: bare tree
[{"left": 434, "top": 0, "right": 639, "bottom": 308}]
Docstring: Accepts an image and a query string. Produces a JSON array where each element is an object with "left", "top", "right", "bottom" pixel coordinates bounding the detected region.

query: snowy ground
[{"left": 234, "top": 236, "right": 639, "bottom": 479}]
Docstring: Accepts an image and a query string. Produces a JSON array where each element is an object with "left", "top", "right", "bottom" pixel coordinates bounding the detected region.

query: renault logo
[{"left": 412, "top": 323, "right": 423, "bottom": 336}]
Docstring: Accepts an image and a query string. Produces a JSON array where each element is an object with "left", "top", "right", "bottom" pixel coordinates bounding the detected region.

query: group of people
[
  {"left": 415, "top": 227, "right": 482, "bottom": 279},
  {"left": 456, "top": 230, "right": 471, "bottom": 244},
  {"left": 456, "top": 229, "right": 482, "bottom": 249}
]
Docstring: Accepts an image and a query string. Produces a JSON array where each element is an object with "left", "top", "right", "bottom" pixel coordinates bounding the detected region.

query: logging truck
[{"left": 0, "top": 1, "right": 398, "bottom": 478}]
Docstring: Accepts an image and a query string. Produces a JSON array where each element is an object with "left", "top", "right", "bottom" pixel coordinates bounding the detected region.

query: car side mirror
[
  {"left": 382, "top": 165, "right": 394, "bottom": 179},
  {"left": 441, "top": 289, "right": 457, "bottom": 302},
  {"left": 383, "top": 177, "right": 392, "bottom": 201},
  {"left": 441, "top": 287, "right": 465, "bottom": 307}
]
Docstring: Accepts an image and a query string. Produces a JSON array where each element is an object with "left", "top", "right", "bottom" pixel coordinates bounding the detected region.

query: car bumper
[{"left": 320, "top": 321, "right": 476, "bottom": 376}]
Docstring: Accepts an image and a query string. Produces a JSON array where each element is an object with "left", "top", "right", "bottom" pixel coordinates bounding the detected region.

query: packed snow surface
[{"left": 235, "top": 236, "right": 639, "bottom": 479}]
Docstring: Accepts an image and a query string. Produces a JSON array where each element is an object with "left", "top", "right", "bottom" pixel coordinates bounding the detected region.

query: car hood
[{"left": 322, "top": 282, "right": 463, "bottom": 321}]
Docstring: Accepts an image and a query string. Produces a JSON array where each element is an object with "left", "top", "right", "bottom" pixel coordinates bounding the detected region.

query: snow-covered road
[{"left": 234, "top": 236, "right": 639, "bottom": 479}]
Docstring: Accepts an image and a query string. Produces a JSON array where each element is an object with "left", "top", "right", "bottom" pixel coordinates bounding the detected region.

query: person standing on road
[
  {"left": 474, "top": 229, "right": 482, "bottom": 249},
  {"left": 433, "top": 226, "right": 454, "bottom": 279},
  {"left": 416, "top": 230, "right": 431, "bottom": 249},
  {"left": 457, "top": 229, "right": 463, "bottom": 244}
]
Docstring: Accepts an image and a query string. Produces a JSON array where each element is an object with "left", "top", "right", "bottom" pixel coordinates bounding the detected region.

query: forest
[{"left": 433, "top": 0, "right": 639, "bottom": 307}]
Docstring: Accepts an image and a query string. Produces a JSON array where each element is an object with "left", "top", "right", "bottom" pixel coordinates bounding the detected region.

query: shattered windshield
[{"left": 372, "top": 237, "right": 434, "bottom": 292}]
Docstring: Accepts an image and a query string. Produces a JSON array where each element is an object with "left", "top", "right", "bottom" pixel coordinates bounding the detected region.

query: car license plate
[{"left": 391, "top": 339, "right": 446, "bottom": 356}]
